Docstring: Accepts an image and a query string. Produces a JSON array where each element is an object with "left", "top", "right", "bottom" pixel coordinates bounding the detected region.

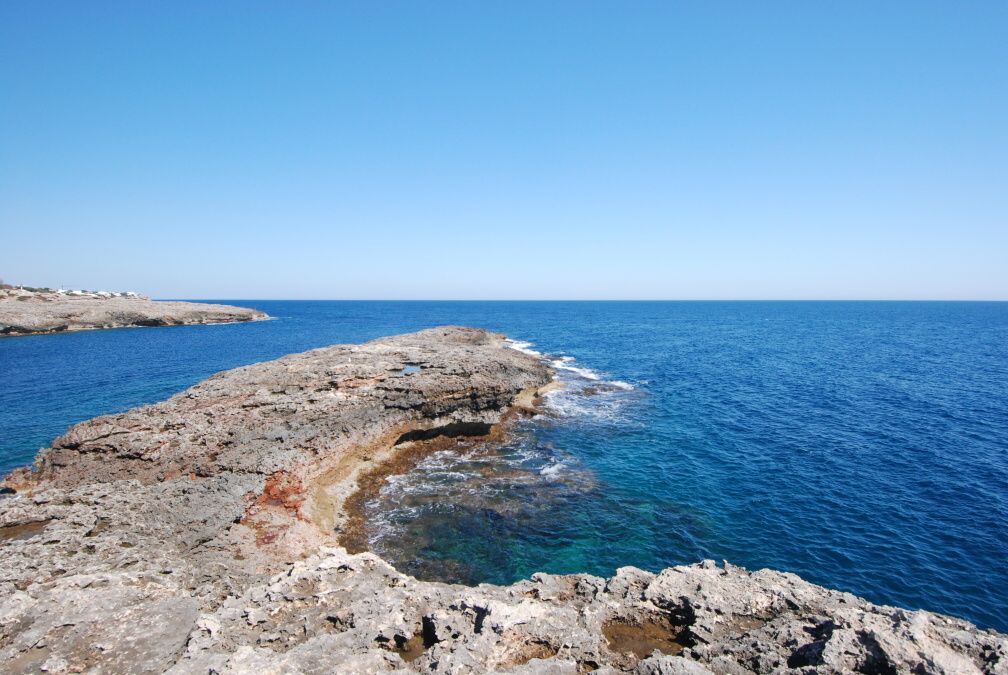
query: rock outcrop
[
  {"left": 0, "top": 328, "right": 1004, "bottom": 674},
  {"left": 0, "top": 288, "right": 267, "bottom": 336}
]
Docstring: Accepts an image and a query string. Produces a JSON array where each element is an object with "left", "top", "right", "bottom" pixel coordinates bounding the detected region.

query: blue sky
[{"left": 1, "top": 2, "right": 1006, "bottom": 299}]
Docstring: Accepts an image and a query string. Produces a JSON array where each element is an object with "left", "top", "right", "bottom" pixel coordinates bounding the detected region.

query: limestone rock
[{"left": 0, "top": 287, "right": 267, "bottom": 336}]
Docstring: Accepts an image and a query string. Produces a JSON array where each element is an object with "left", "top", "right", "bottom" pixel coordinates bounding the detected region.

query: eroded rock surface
[
  {"left": 0, "top": 288, "right": 267, "bottom": 336},
  {"left": 1, "top": 328, "right": 1004, "bottom": 674}
]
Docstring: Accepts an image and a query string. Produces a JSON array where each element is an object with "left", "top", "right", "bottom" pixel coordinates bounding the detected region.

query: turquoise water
[{"left": 1, "top": 301, "right": 1006, "bottom": 631}]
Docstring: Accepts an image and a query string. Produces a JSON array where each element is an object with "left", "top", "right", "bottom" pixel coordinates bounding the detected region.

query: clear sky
[{"left": 1, "top": 2, "right": 1006, "bottom": 300}]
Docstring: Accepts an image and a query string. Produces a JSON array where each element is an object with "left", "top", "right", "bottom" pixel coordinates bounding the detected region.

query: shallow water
[{"left": 1, "top": 301, "right": 1006, "bottom": 631}]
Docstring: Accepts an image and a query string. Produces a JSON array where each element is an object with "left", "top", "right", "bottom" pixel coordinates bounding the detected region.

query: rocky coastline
[
  {"left": 0, "top": 327, "right": 1004, "bottom": 674},
  {"left": 0, "top": 288, "right": 268, "bottom": 336}
]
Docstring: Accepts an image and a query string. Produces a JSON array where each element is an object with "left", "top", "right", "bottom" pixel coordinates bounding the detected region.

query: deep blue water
[{"left": 1, "top": 301, "right": 1006, "bottom": 632}]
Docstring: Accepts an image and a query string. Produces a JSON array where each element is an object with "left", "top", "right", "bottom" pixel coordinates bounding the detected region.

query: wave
[
  {"left": 542, "top": 388, "right": 632, "bottom": 422},
  {"left": 551, "top": 358, "right": 601, "bottom": 381},
  {"left": 504, "top": 339, "right": 543, "bottom": 357},
  {"left": 539, "top": 460, "right": 566, "bottom": 477},
  {"left": 507, "top": 338, "right": 634, "bottom": 391}
]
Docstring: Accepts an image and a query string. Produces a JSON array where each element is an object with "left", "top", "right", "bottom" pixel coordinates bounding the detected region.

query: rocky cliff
[
  {"left": 0, "top": 288, "right": 267, "bottom": 336},
  {"left": 0, "top": 328, "right": 1004, "bottom": 674}
]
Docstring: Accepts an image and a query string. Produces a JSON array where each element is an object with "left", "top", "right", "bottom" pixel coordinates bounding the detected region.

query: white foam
[
  {"left": 542, "top": 389, "right": 604, "bottom": 418},
  {"left": 539, "top": 461, "right": 566, "bottom": 477},
  {"left": 551, "top": 358, "right": 601, "bottom": 381},
  {"left": 508, "top": 340, "right": 620, "bottom": 387},
  {"left": 505, "top": 339, "right": 543, "bottom": 357},
  {"left": 505, "top": 336, "right": 640, "bottom": 416}
]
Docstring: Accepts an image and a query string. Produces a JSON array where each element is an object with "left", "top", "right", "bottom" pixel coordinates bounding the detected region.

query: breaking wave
[{"left": 505, "top": 338, "right": 637, "bottom": 394}]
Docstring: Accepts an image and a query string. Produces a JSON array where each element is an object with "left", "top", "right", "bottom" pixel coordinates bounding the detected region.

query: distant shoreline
[
  {"left": 151, "top": 298, "right": 1008, "bottom": 303},
  {"left": 0, "top": 287, "right": 269, "bottom": 337}
]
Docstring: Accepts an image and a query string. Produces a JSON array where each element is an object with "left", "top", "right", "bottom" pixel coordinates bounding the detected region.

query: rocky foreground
[
  {"left": 0, "top": 288, "right": 267, "bottom": 336},
  {"left": 0, "top": 328, "right": 1004, "bottom": 674}
]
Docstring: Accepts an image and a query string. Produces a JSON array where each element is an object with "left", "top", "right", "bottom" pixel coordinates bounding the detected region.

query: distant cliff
[{"left": 0, "top": 287, "right": 268, "bottom": 336}]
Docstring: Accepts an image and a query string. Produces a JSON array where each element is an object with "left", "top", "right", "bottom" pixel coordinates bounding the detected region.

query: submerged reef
[
  {"left": 0, "top": 287, "right": 267, "bottom": 336},
  {"left": 0, "top": 327, "right": 1004, "bottom": 673}
]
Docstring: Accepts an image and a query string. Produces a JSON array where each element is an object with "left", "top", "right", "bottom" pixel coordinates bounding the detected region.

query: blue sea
[{"left": 1, "top": 301, "right": 1006, "bottom": 632}]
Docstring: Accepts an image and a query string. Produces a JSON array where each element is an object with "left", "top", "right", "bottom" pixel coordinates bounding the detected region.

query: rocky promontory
[
  {"left": 1, "top": 328, "right": 1004, "bottom": 674},
  {"left": 0, "top": 287, "right": 267, "bottom": 336}
]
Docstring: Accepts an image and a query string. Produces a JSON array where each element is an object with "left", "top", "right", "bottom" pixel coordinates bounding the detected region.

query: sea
[{"left": 1, "top": 301, "right": 1005, "bottom": 632}]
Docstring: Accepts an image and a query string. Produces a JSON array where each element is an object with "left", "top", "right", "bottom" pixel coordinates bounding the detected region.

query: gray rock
[
  {"left": 635, "top": 655, "right": 715, "bottom": 675},
  {"left": 0, "top": 287, "right": 267, "bottom": 336}
]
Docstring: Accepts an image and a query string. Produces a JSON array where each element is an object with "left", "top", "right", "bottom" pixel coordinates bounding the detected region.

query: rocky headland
[
  {"left": 0, "top": 327, "right": 1004, "bottom": 674},
  {"left": 0, "top": 288, "right": 267, "bottom": 336}
]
